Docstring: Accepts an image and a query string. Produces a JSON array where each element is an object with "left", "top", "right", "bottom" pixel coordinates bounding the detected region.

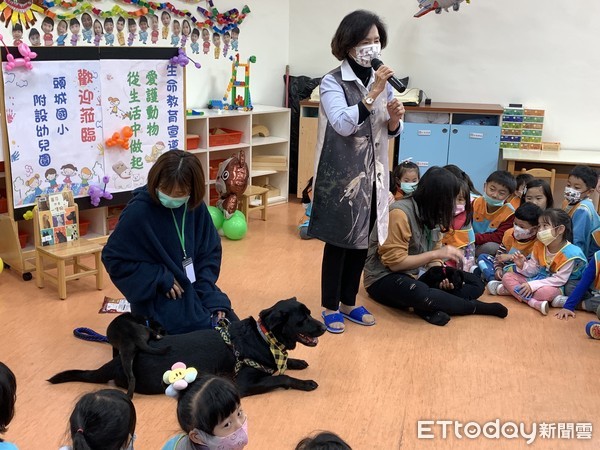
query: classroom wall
[{"left": 289, "top": 1, "right": 600, "bottom": 151}]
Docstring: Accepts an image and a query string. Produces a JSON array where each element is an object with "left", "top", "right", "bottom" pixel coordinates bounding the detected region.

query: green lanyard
[{"left": 170, "top": 203, "right": 188, "bottom": 259}]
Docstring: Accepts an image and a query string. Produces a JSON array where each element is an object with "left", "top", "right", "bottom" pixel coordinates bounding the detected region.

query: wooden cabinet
[
  {"left": 297, "top": 101, "right": 396, "bottom": 198},
  {"left": 399, "top": 103, "right": 503, "bottom": 191},
  {"left": 185, "top": 105, "right": 290, "bottom": 206}
]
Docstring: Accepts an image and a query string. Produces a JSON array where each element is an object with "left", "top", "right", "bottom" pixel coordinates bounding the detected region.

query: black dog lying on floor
[
  {"left": 418, "top": 265, "right": 464, "bottom": 291},
  {"left": 106, "top": 312, "right": 169, "bottom": 398},
  {"left": 49, "top": 298, "right": 327, "bottom": 397}
]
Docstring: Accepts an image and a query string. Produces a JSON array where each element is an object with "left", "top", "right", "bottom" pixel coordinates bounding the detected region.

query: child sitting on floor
[
  {"left": 0, "top": 362, "right": 17, "bottom": 450},
  {"left": 521, "top": 178, "right": 554, "bottom": 210},
  {"left": 442, "top": 178, "right": 475, "bottom": 271},
  {"left": 392, "top": 159, "right": 420, "bottom": 200},
  {"left": 476, "top": 202, "right": 541, "bottom": 282},
  {"left": 443, "top": 164, "right": 481, "bottom": 200},
  {"left": 488, "top": 208, "right": 587, "bottom": 316},
  {"left": 562, "top": 165, "right": 600, "bottom": 259}
]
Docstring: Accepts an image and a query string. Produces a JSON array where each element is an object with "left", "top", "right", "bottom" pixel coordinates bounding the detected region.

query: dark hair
[
  {"left": 139, "top": 16, "right": 148, "bottom": 25},
  {"left": 68, "top": 389, "right": 135, "bottom": 450},
  {"left": 330, "top": 10, "right": 388, "bottom": 61},
  {"left": 29, "top": 28, "right": 40, "bottom": 38},
  {"left": 93, "top": 20, "right": 102, "bottom": 32},
  {"left": 45, "top": 168, "right": 57, "bottom": 177},
  {"left": 232, "top": 27, "right": 240, "bottom": 34},
  {"left": 388, "top": 171, "right": 397, "bottom": 196},
  {"left": 128, "top": 18, "right": 137, "bottom": 26},
  {"left": 69, "top": 18, "right": 80, "bottom": 26},
  {"left": 516, "top": 173, "right": 534, "bottom": 190},
  {"left": 302, "top": 177, "right": 313, "bottom": 204},
  {"left": 58, "top": 19, "right": 68, "bottom": 28},
  {"left": 213, "top": 32, "right": 220, "bottom": 38},
  {"left": 393, "top": 161, "right": 420, "bottom": 184},
  {"left": 117, "top": 16, "right": 125, "bottom": 24},
  {"left": 296, "top": 431, "right": 352, "bottom": 450},
  {"left": 161, "top": 11, "right": 171, "bottom": 18},
  {"left": 224, "top": 31, "right": 230, "bottom": 37},
  {"left": 176, "top": 374, "right": 240, "bottom": 434},
  {"left": 413, "top": 166, "right": 460, "bottom": 232},
  {"left": 521, "top": 179, "right": 554, "bottom": 208},
  {"left": 61, "top": 163, "right": 77, "bottom": 171},
  {"left": 539, "top": 208, "right": 573, "bottom": 243},
  {"left": 81, "top": 12, "right": 91, "bottom": 19},
  {"left": 104, "top": 17, "right": 113, "bottom": 25},
  {"left": 569, "top": 165, "right": 599, "bottom": 190},
  {"left": 42, "top": 17, "right": 54, "bottom": 27},
  {"left": 486, "top": 170, "right": 516, "bottom": 194},
  {"left": 13, "top": 23, "right": 23, "bottom": 32},
  {"left": 0, "top": 362, "right": 16, "bottom": 439},
  {"left": 514, "top": 202, "right": 542, "bottom": 227},
  {"left": 192, "top": 28, "right": 200, "bottom": 37},
  {"left": 443, "top": 164, "right": 481, "bottom": 196},
  {"left": 147, "top": 150, "right": 205, "bottom": 209}
]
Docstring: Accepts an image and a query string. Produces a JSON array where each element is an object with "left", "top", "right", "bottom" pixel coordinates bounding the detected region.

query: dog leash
[
  {"left": 73, "top": 327, "right": 109, "bottom": 343},
  {"left": 217, "top": 326, "right": 275, "bottom": 377}
]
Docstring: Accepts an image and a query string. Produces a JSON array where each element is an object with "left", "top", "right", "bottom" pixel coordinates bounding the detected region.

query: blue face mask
[
  {"left": 401, "top": 182, "right": 418, "bottom": 194},
  {"left": 157, "top": 190, "right": 189, "bottom": 209},
  {"left": 483, "top": 192, "right": 504, "bottom": 207}
]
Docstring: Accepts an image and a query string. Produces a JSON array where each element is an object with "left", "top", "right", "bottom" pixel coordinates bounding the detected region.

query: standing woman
[
  {"left": 308, "top": 10, "right": 405, "bottom": 333},
  {"left": 102, "top": 150, "right": 236, "bottom": 335},
  {"left": 364, "top": 167, "right": 509, "bottom": 326}
]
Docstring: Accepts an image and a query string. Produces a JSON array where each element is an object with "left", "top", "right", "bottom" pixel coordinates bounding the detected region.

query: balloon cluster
[
  {"left": 170, "top": 48, "right": 201, "bottom": 69},
  {"left": 89, "top": 175, "right": 113, "bottom": 207},
  {"left": 207, "top": 206, "right": 247, "bottom": 240},
  {"left": 105, "top": 126, "right": 133, "bottom": 150}
]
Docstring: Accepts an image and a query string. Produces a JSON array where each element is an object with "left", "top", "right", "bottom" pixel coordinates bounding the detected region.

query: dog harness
[{"left": 217, "top": 322, "right": 287, "bottom": 377}]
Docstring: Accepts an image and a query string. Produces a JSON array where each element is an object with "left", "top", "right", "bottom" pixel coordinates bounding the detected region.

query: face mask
[
  {"left": 352, "top": 43, "right": 381, "bottom": 67},
  {"left": 401, "top": 182, "right": 418, "bottom": 194},
  {"left": 513, "top": 225, "right": 535, "bottom": 240},
  {"left": 537, "top": 227, "right": 557, "bottom": 246},
  {"left": 194, "top": 418, "right": 248, "bottom": 450},
  {"left": 454, "top": 204, "right": 466, "bottom": 216},
  {"left": 564, "top": 186, "right": 582, "bottom": 204},
  {"left": 483, "top": 192, "right": 505, "bottom": 208},
  {"left": 157, "top": 190, "right": 189, "bottom": 209}
]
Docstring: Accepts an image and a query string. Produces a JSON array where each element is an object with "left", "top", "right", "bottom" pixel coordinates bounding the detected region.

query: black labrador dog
[
  {"left": 49, "top": 298, "right": 327, "bottom": 397},
  {"left": 418, "top": 265, "right": 464, "bottom": 291},
  {"left": 106, "top": 313, "right": 169, "bottom": 398}
]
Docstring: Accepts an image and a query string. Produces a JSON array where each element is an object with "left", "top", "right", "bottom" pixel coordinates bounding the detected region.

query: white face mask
[
  {"left": 352, "top": 43, "right": 381, "bottom": 67},
  {"left": 513, "top": 225, "right": 535, "bottom": 240}
]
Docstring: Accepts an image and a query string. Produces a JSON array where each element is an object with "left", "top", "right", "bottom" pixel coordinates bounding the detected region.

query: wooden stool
[
  {"left": 36, "top": 239, "right": 104, "bottom": 300},
  {"left": 240, "top": 185, "right": 269, "bottom": 221}
]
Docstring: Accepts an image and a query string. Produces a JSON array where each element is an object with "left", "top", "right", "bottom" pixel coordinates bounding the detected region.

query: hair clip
[
  {"left": 399, "top": 157, "right": 413, "bottom": 164},
  {"left": 163, "top": 362, "right": 198, "bottom": 398}
]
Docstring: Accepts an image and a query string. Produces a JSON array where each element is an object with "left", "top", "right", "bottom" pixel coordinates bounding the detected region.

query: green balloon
[
  {"left": 207, "top": 205, "right": 224, "bottom": 230},
  {"left": 222, "top": 213, "right": 247, "bottom": 240}
]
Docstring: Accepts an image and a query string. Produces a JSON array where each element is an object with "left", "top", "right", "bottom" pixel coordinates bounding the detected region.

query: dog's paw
[
  {"left": 294, "top": 379, "right": 318, "bottom": 391},
  {"left": 287, "top": 358, "right": 309, "bottom": 370}
]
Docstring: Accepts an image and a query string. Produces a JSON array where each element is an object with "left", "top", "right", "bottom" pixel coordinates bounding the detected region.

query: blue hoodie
[{"left": 102, "top": 187, "right": 231, "bottom": 334}]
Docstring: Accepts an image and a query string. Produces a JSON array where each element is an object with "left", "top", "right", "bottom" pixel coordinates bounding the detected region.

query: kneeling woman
[{"left": 364, "top": 167, "right": 509, "bottom": 326}]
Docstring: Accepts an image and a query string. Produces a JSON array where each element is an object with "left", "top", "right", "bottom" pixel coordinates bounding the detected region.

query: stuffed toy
[
  {"left": 163, "top": 362, "right": 198, "bottom": 398},
  {"left": 215, "top": 149, "right": 249, "bottom": 219}
]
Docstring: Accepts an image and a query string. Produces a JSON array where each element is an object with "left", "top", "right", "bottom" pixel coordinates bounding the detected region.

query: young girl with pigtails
[{"left": 162, "top": 372, "right": 248, "bottom": 450}]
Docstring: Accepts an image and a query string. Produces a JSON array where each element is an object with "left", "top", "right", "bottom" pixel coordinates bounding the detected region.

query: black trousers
[{"left": 366, "top": 271, "right": 485, "bottom": 316}]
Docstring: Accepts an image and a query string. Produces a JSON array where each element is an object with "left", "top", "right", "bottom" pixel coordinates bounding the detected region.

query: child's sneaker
[
  {"left": 529, "top": 300, "right": 549, "bottom": 315},
  {"left": 551, "top": 295, "right": 568, "bottom": 308},
  {"left": 487, "top": 280, "right": 502, "bottom": 295},
  {"left": 585, "top": 321, "right": 600, "bottom": 339}
]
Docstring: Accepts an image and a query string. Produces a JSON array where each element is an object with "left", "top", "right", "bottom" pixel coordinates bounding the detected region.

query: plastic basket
[{"left": 209, "top": 128, "right": 243, "bottom": 147}]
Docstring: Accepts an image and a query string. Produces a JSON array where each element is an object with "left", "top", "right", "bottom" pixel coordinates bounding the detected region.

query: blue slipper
[
  {"left": 341, "top": 306, "right": 376, "bottom": 326},
  {"left": 585, "top": 321, "right": 600, "bottom": 340},
  {"left": 321, "top": 311, "right": 345, "bottom": 334}
]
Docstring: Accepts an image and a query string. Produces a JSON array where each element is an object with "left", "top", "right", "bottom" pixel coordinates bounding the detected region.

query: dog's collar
[{"left": 256, "top": 319, "right": 288, "bottom": 375}]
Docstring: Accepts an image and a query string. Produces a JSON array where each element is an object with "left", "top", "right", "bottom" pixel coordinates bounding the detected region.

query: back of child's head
[
  {"left": 443, "top": 164, "right": 481, "bottom": 196},
  {"left": 68, "top": 389, "right": 136, "bottom": 450},
  {"left": 516, "top": 173, "right": 534, "bottom": 190},
  {"left": 486, "top": 170, "right": 516, "bottom": 194},
  {"left": 393, "top": 160, "right": 420, "bottom": 183},
  {"left": 521, "top": 179, "right": 554, "bottom": 209},
  {"left": 295, "top": 431, "right": 352, "bottom": 450},
  {"left": 176, "top": 374, "right": 240, "bottom": 435},
  {"left": 301, "top": 177, "right": 314, "bottom": 204},
  {"left": 540, "top": 208, "right": 573, "bottom": 243},
  {"left": 0, "top": 362, "right": 16, "bottom": 439},
  {"left": 569, "top": 165, "right": 599, "bottom": 190},
  {"left": 515, "top": 202, "right": 542, "bottom": 227}
]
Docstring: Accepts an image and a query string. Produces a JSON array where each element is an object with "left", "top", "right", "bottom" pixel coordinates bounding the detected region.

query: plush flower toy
[{"left": 163, "top": 362, "right": 198, "bottom": 398}]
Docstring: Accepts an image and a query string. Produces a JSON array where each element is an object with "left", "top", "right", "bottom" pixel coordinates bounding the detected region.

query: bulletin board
[{"left": 1, "top": 47, "right": 184, "bottom": 212}]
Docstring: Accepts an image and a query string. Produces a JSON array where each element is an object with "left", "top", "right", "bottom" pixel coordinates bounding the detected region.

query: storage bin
[
  {"left": 186, "top": 134, "right": 201, "bottom": 150},
  {"left": 18, "top": 231, "right": 28, "bottom": 248},
  {"left": 209, "top": 128, "right": 243, "bottom": 147},
  {"left": 79, "top": 219, "right": 91, "bottom": 236},
  {"left": 0, "top": 197, "right": 7, "bottom": 214},
  {"left": 209, "top": 158, "right": 227, "bottom": 180}
]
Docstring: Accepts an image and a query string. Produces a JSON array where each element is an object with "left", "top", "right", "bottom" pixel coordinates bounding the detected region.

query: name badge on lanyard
[
  {"left": 183, "top": 257, "right": 196, "bottom": 283},
  {"left": 172, "top": 204, "right": 195, "bottom": 283}
]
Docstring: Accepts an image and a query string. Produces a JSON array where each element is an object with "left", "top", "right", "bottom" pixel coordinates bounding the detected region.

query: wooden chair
[
  {"left": 521, "top": 167, "right": 556, "bottom": 193},
  {"left": 239, "top": 185, "right": 269, "bottom": 221},
  {"left": 33, "top": 202, "right": 103, "bottom": 300}
]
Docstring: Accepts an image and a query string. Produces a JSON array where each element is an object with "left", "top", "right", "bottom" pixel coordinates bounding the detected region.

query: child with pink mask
[{"left": 162, "top": 373, "right": 248, "bottom": 450}]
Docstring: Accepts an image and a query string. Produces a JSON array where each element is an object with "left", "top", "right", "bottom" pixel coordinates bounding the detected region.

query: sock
[
  {"left": 415, "top": 310, "right": 451, "bottom": 326},
  {"left": 471, "top": 299, "right": 508, "bottom": 318}
]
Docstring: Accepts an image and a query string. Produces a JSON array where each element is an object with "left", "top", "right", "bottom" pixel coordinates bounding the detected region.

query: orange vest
[
  {"left": 594, "top": 251, "right": 600, "bottom": 291},
  {"left": 442, "top": 224, "right": 475, "bottom": 249},
  {"left": 472, "top": 197, "right": 515, "bottom": 234},
  {"left": 502, "top": 228, "right": 536, "bottom": 256},
  {"left": 531, "top": 241, "right": 587, "bottom": 281},
  {"left": 508, "top": 194, "right": 521, "bottom": 210}
]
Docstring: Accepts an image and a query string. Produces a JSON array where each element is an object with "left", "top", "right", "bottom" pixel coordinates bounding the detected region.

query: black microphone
[{"left": 371, "top": 58, "right": 408, "bottom": 93}]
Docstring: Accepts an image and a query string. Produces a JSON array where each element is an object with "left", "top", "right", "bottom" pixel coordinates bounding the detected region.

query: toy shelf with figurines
[{"left": 185, "top": 105, "right": 290, "bottom": 206}]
